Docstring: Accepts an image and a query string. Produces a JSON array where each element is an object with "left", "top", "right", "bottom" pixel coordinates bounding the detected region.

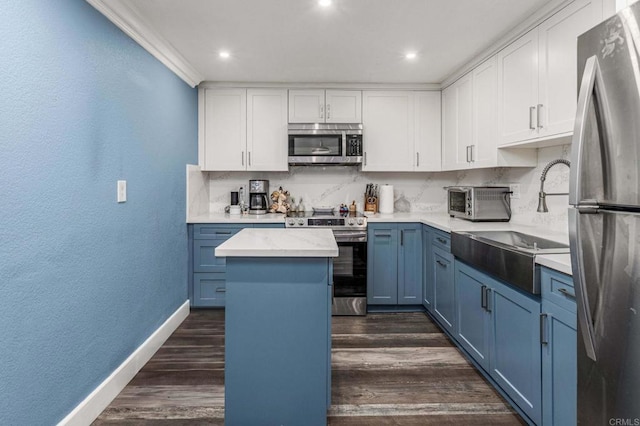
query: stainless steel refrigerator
[{"left": 570, "top": 3, "right": 640, "bottom": 424}]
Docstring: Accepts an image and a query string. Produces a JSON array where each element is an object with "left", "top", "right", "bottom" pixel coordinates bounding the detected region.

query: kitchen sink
[
  {"left": 466, "top": 230, "right": 569, "bottom": 254},
  {"left": 451, "top": 230, "right": 570, "bottom": 295}
]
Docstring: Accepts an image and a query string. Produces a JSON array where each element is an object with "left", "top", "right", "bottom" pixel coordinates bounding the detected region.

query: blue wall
[{"left": 0, "top": 1, "right": 197, "bottom": 424}]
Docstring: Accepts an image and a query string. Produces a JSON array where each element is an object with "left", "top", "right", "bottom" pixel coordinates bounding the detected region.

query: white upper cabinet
[
  {"left": 443, "top": 56, "right": 536, "bottom": 171},
  {"left": 198, "top": 88, "right": 288, "bottom": 171},
  {"left": 200, "top": 88, "right": 246, "bottom": 171},
  {"left": 442, "top": 72, "right": 473, "bottom": 170},
  {"left": 362, "top": 91, "right": 415, "bottom": 171},
  {"left": 246, "top": 89, "right": 288, "bottom": 171},
  {"left": 288, "top": 89, "right": 361, "bottom": 123},
  {"left": 414, "top": 91, "right": 442, "bottom": 172},
  {"left": 498, "top": 0, "right": 603, "bottom": 146},
  {"left": 363, "top": 91, "right": 441, "bottom": 172}
]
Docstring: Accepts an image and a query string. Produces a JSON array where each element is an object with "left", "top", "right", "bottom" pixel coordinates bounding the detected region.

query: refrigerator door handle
[{"left": 569, "top": 208, "right": 598, "bottom": 361}]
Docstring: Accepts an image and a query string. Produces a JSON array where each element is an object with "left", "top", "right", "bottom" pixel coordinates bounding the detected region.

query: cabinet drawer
[
  {"left": 431, "top": 230, "right": 451, "bottom": 252},
  {"left": 541, "top": 267, "right": 576, "bottom": 313},
  {"left": 194, "top": 224, "right": 243, "bottom": 240},
  {"left": 253, "top": 223, "right": 285, "bottom": 228},
  {"left": 193, "top": 273, "right": 226, "bottom": 307},
  {"left": 194, "top": 240, "right": 226, "bottom": 273}
]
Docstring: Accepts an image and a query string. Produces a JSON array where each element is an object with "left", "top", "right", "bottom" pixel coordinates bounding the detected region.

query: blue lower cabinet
[
  {"left": 455, "top": 262, "right": 490, "bottom": 370},
  {"left": 398, "top": 224, "right": 423, "bottom": 304},
  {"left": 454, "top": 261, "right": 542, "bottom": 425},
  {"left": 367, "top": 224, "right": 398, "bottom": 304},
  {"left": 422, "top": 226, "right": 433, "bottom": 311},
  {"left": 489, "top": 278, "right": 542, "bottom": 425},
  {"left": 432, "top": 246, "right": 455, "bottom": 333},
  {"left": 541, "top": 267, "right": 576, "bottom": 426},
  {"left": 225, "top": 257, "right": 331, "bottom": 425},
  {"left": 367, "top": 223, "right": 423, "bottom": 306},
  {"left": 189, "top": 223, "right": 284, "bottom": 307},
  {"left": 193, "top": 273, "right": 226, "bottom": 307}
]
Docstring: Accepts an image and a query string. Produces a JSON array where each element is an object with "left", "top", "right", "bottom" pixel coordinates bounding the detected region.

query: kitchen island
[{"left": 215, "top": 228, "right": 338, "bottom": 426}]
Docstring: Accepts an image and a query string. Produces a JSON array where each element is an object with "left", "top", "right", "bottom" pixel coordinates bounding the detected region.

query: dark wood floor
[{"left": 94, "top": 310, "right": 524, "bottom": 425}]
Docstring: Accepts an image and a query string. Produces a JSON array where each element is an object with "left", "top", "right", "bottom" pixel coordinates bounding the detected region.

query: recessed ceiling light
[
  {"left": 405, "top": 52, "right": 417, "bottom": 60},
  {"left": 219, "top": 51, "right": 230, "bottom": 59},
  {"left": 318, "top": 0, "right": 332, "bottom": 7}
]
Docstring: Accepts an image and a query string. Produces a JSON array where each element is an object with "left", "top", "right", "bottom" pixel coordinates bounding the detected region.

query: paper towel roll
[{"left": 378, "top": 184, "right": 394, "bottom": 214}]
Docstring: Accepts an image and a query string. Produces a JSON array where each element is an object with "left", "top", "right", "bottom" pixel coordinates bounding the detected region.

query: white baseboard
[{"left": 58, "top": 300, "right": 190, "bottom": 426}]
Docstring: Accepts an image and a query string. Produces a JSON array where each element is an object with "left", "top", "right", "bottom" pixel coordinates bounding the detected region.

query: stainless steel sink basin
[
  {"left": 451, "top": 230, "right": 570, "bottom": 295},
  {"left": 468, "top": 230, "right": 569, "bottom": 254}
]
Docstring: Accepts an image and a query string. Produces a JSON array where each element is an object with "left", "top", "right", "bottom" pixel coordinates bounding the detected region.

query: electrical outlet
[
  {"left": 509, "top": 184, "right": 521, "bottom": 199},
  {"left": 117, "top": 180, "right": 127, "bottom": 203}
]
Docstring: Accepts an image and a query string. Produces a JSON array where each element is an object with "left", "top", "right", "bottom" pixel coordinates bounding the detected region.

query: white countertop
[
  {"left": 215, "top": 228, "right": 339, "bottom": 258},
  {"left": 188, "top": 212, "right": 286, "bottom": 223},
  {"left": 194, "top": 211, "right": 572, "bottom": 274},
  {"left": 535, "top": 253, "right": 572, "bottom": 276}
]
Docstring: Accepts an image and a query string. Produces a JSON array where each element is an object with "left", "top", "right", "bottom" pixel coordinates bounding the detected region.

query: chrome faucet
[{"left": 537, "top": 159, "right": 571, "bottom": 213}]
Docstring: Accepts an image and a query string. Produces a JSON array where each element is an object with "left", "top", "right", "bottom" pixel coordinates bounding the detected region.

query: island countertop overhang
[{"left": 215, "top": 228, "right": 339, "bottom": 257}]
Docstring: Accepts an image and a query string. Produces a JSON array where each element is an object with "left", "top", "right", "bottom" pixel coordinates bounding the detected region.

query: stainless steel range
[{"left": 286, "top": 211, "right": 367, "bottom": 315}]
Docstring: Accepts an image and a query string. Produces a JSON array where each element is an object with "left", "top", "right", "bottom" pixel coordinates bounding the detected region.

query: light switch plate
[
  {"left": 117, "top": 180, "right": 127, "bottom": 203},
  {"left": 509, "top": 184, "right": 520, "bottom": 199}
]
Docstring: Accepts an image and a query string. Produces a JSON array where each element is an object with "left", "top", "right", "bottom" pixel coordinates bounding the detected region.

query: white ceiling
[{"left": 121, "top": 0, "right": 553, "bottom": 84}]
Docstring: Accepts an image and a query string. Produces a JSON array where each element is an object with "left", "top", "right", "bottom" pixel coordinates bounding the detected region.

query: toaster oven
[{"left": 447, "top": 186, "right": 511, "bottom": 222}]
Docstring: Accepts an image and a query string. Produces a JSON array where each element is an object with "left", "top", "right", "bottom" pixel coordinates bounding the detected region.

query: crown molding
[
  {"left": 86, "top": 0, "right": 203, "bottom": 88},
  {"left": 198, "top": 81, "right": 441, "bottom": 90}
]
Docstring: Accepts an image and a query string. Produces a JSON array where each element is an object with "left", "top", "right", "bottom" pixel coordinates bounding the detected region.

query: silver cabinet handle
[
  {"left": 436, "top": 237, "right": 447, "bottom": 244},
  {"left": 215, "top": 288, "right": 226, "bottom": 293},
  {"left": 327, "top": 103, "right": 331, "bottom": 119},
  {"left": 436, "top": 259, "right": 447, "bottom": 268},
  {"left": 364, "top": 152, "right": 367, "bottom": 166},
  {"left": 481, "top": 285, "right": 487, "bottom": 310},
  {"left": 540, "top": 313, "right": 549, "bottom": 345},
  {"left": 529, "top": 106, "right": 536, "bottom": 130},
  {"left": 248, "top": 151, "right": 251, "bottom": 166},
  {"left": 469, "top": 145, "right": 474, "bottom": 162},
  {"left": 416, "top": 152, "right": 420, "bottom": 167},
  {"left": 320, "top": 104, "right": 324, "bottom": 119},
  {"left": 558, "top": 288, "right": 576, "bottom": 299},
  {"left": 466, "top": 145, "right": 471, "bottom": 163},
  {"left": 537, "top": 104, "right": 543, "bottom": 129},
  {"left": 484, "top": 287, "right": 492, "bottom": 312},
  {"left": 241, "top": 151, "right": 245, "bottom": 166},
  {"left": 400, "top": 230, "right": 404, "bottom": 246}
]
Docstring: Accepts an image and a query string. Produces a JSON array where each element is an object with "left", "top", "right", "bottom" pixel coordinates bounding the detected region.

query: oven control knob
[
  {"left": 357, "top": 218, "right": 364, "bottom": 225},
  {"left": 297, "top": 219, "right": 305, "bottom": 226},
  {"left": 287, "top": 219, "right": 296, "bottom": 226},
  {"left": 348, "top": 218, "right": 355, "bottom": 225}
]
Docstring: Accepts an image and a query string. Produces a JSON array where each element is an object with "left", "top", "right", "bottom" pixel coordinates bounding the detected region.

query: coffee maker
[{"left": 249, "top": 180, "right": 269, "bottom": 214}]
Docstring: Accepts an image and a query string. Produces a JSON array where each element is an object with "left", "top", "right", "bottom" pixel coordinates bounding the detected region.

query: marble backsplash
[{"left": 191, "top": 145, "right": 572, "bottom": 233}]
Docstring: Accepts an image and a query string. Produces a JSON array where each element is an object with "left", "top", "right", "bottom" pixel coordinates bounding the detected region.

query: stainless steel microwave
[
  {"left": 447, "top": 186, "right": 511, "bottom": 222},
  {"left": 288, "top": 123, "right": 363, "bottom": 165}
]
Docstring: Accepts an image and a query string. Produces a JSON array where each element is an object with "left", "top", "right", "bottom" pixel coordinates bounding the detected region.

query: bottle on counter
[
  {"left": 290, "top": 197, "right": 297, "bottom": 213},
  {"left": 298, "top": 198, "right": 305, "bottom": 213}
]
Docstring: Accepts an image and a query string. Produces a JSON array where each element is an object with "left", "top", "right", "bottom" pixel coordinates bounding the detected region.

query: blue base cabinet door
[
  {"left": 542, "top": 300, "right": 577, "bottom": 426},
  {"left": 422, "top": 226, "right": 433, "bottom": 311},
  {"left": 367, "top": 224, "right": 398, "bottom": 304},
  {"left": 432, "top": 246, "right": 455, "bottom": 333},
  {"left": 489, "top": 281, "right": 542, "bottom": 425},
  {"left": 193, "top": 273, "right": 226, "bottom": 307},
  {"left": 541, "top": 267, "right": 577, "bottom": 426},
  {"left": 398, "top": 224, "right": 423, "bottom": 304},
  {"left": 455, "top": 263, "right": 491, "bottom": 371}
]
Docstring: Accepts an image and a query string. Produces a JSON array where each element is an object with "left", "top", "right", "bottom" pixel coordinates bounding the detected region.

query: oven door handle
[{"left": 332, "top": 231, "right": 368, "bottom": 242}]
